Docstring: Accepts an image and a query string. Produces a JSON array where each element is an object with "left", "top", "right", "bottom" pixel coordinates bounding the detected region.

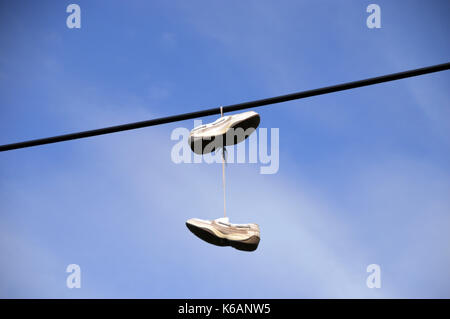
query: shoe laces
[{"left": 222, "top": 147, "right": 227, "bottom": 165}]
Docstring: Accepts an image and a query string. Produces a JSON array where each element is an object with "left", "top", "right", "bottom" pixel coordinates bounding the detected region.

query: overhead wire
[{"left": 0, "top": 62, "right": 449, "bottom": 152}]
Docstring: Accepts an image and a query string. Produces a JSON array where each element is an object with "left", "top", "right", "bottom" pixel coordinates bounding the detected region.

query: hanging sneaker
[
  {"left": 189, "top": 111, "right": 260, "bottom": 154},
  {"left": 186, "top": 217, "right": 260, "bottom": 251}
]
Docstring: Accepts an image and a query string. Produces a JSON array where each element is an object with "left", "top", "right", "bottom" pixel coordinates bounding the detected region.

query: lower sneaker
[{"left": 186, "top": 217, "right": 260, "bottom": 252}]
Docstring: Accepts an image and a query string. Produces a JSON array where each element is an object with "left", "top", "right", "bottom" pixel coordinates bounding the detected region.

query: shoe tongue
[{"left": 216, "top": 217, "right": 230, "bottom": 224}]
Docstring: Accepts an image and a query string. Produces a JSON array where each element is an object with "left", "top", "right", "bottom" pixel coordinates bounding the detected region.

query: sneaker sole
[
  {"left": 186, "top": 222, "right": 260, "bottom": 252},
  {"left": 189, "top": 113, "right": 260, "bottom": 154}
]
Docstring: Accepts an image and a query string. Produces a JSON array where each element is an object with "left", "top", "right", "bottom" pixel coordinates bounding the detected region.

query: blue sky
[{"left": 0, "top": 0, "right": 449, "bottom": 298}]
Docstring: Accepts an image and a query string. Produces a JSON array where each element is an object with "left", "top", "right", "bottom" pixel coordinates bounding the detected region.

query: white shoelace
[{"left": 220, "top": 106, "right": 227, "bottom": 218}]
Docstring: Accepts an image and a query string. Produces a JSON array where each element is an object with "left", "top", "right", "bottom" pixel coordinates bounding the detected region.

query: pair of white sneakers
[{"left": 186, "top": 111, "right": 261, "bottom": 252}]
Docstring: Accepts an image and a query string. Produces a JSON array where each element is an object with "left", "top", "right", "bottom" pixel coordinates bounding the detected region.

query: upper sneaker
[
  {"left": 186, "top": 217, "right": 260, "bottom": 251},
  {"left": 189, "top": 111, "right": 260, "bottom": 154}
]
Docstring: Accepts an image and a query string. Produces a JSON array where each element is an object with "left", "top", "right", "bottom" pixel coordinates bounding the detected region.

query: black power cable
[{"left": 1, "top": 62, "right": 449, "bottom": 152}]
